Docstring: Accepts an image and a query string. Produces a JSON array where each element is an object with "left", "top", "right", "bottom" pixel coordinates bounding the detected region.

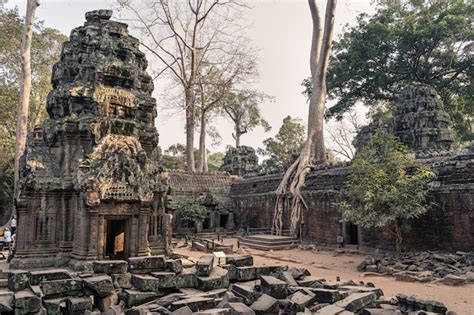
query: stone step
[{"left": 239, "top": 236, "right": 300, "bottom": 251}]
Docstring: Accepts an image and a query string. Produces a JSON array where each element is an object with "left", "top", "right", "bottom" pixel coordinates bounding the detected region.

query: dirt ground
[{"left": 175, "top": 239, "right": 474, "bottom": 315}]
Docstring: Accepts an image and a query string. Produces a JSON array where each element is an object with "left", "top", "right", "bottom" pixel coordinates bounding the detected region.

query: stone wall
[{"left": 230, "top": 150, "right": 474, "bottom": 252}]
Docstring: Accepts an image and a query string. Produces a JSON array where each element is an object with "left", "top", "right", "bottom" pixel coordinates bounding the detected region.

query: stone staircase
[{"left": 239, "top": 234, "right": 300, "bottom": 251}]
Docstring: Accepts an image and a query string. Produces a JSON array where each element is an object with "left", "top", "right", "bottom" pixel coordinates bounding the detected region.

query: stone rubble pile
[
  {"left": 0, "top": 254, "right": 457, "bottom": 314},
  {"left": 358, "top": 251, "right": 474, "bottom": 286}
]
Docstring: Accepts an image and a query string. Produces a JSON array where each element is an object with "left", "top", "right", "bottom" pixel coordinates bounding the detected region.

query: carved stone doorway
[{"left": 105, "top": 219, "right": 127, "bottom": 259}]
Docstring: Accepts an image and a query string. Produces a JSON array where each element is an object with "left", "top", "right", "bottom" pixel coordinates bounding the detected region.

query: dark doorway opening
[
  {"left": 106, "top": 219, "right": 126, "bottom": 259},
  {"left": 202, "top": 216, "right": 210, "bottom": 230},
  {"left": 345, "top": 222, "right": 359, "bottom": 245},
  {"left": 220, "top": 214, "right": 229, "bottom": 229}
]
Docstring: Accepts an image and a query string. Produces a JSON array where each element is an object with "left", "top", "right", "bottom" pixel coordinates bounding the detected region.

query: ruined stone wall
[{"left": 230, "top": 151, "right": 474, "bottom": 252}]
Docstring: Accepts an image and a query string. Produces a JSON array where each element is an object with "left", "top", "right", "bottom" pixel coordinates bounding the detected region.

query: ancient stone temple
[
  {"left": 220, "top": 146, "right": 259, "bottom": 176},
  {"left": 12, "top": 10, "right": 170, "bottom": 269}
]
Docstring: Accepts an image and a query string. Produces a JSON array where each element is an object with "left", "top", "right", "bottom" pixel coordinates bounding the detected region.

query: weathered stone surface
[
  {"left": 260, "top": 275, "right": 287, "bottom": 299},
  {"left": 227, "top": 302, "right": 255, "bottom": 315},
  {"left": 111, "top": 272, "right": 132, "bottom": 289},
  {"left": 225, "top": 255, "right": 253, "bottom": 267},
  {"left": 166, "top": 259, "right": 183, "bottom": 274},
  {"left": 150, "top": 272, "right": 178, "bottom": 289},
  {"left": 0, "top": 293, "right": 13, "bottom": 312},
  {"left": 95, "top": 292, "right": 119, "bottom": 311},
  {"left": 281, "top": 271, "right": 298, "bottom": 286},
  {"left": 311, "top": 288, "right": 343, "bottom": 303},
  {"left": 336, "top": 292, "right": 377, "bottom": 312},
  {"left": 170, "top": 296, "right": 216, "bottom": 312},
  {"left": 360, "top": 309, "right": 402, "bottom": 315},
  {"left": 67, "top": 296, "right": 93, "bottom": 313},
  {"left": 170, "top": 306, "right": 193, "bottom": 315},
  {"left": 290, "top": 291, "right": 316, "bottom": 311},
  {"left": 221, "top": 264, "right": 237, "bottom": 280},
  {"left": 249, "top": 294, "right": 279, "bottom": 314},
  {"left": 221, "top": 146, "right": 259, "bottom": 176},
  {"left": 339, "top": 286, "right": 384, "bottom": 299},
  {"left": 131, "top": 274, "right": 163, "bottom": 293},
  {"left": 196, "top": 266, "right": 230, "bottom": 292},
  {"left": 441, "top": 274, "right": 466, "bottom": 286},
  {"left": 195, "top": 308, "right": 232, "bottom": 315},
  {"left": 14, "top": 290, "right": 42, "bottom": 313},
  {"left": 176, "top": 268, "right": 198, "bottom": 288},
  {"left": 83, "top": 275, "right": 115, "bottom": 297},
  {"left": 40, "top": 278, "right": 82, "bottom": 298},
  {"left": 128, "top": 256, "right": 166, "bottom": 273},
  {"left": 231, "top": 284, "right": 259, "bottom": 305},
  {"left": 29, "top": 269, "right": 72, "bottom": 286},
  {"left": 8, "top": 270, "right": 29, "bottom": 291},
  {"left": 120, "top": 289, "right": 158, "bottom": 308},
  {"left": 196, "top": 255, "right": 215, "bottom": 277},
  {"left": 297, "top": 276, "right": 326, "bottom": 287},
  {"left": 315, "top": 304, "right": 347, "bottom": 314},
  {"left": 93, "top": 260, "right": 128, "bottom": 274}
]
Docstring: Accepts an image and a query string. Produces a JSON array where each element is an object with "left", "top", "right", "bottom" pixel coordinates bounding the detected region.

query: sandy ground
[{"left": 175, "top": 239, "right": 474, "bottom": 315}]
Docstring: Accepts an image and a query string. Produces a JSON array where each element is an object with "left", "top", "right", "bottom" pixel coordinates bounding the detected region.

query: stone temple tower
[{"left": 12, "top": 10, "right": 170, "bottom": 269}]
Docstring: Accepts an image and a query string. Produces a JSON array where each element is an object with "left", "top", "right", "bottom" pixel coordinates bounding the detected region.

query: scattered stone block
[
  {"left": 249, "top": 294, "right": 279, "bottom": 314},
  {"left": 221, "top": 264, "right": 237, "bottom": 280},
  {"left": 170, "top": 296, "right": 216, "bottom": 312},
  {"left": 366, "top": 265, "right": 378, "bottom": 273},
  {"left": 82, "top": 275, "right": 115, "bottom": 297},
  {"left": 225, "top": 255, "right": 253, "bottom": 267},
  {"left": 29, "top": 269, "right": 71, "bottom": 285},
  {"left": 311, "top": 288, "right": 343, "bottom": 303},
  {"left": 360, "top": 309, "right": 402, "bottom": 315},
  {"left": 111, "top": 272, "right": 132, "bottom": 289},
  {"left": 43, "top": 297, "right": 67, "bottom": 314},
  {"left": 67, "top": 296, "right": 93, "bottom": 314},
  {"left": 442, "top": 274, "right": 466, "bottom": 286},
  {"left": 196, "top": 266, "right": 230, "bottom": 291},
  {"left": 195, "top": 308, "right": 232, "bottom": 315},
  {"left": 120, "top": 289, "right": 158, "bottom": 308},
  {"left": 170, "top": 306, "right": 193, "bottom": 315},
  {"left": 335, "top": 292, "right": 377, "bottom": 312},
  {"left": 95, "top": 292, "right": 119, "bottom": 311},
  {"left": 93, "top": 260, "right": 128, "bottom": 274},
  {"left": 14, "top": 290, "right": 42, "bottom": 313},
  {"left": 315, "top": 304, "right": 347, "bottom": 314},
  {"left": 231, "top": 284, "right": 259, "bottom": 305},
  {"left": 288, "top": 268, "right": 311, "bottom": 280},
  {"left": 196, "top": 255, "right": 215, "bottom": 277},
  {"left": 176, "top": 268, "right": 198, "bottom": 288},
  {"left": 128, "top": 255, "right": 166, "bottom": 273},
  {"left": 150, "top": 271, "right": 178, "bottom": 289},
  {"left": 281, "top": 271, "right": 298, "bottom": 286},
  {"left": 255, "top": 265, "right": 285, "bottom": 278},
  {"left": 236, "top": 267, "right": 256, "bottom": 281},
  {"left": 290, "top": 291, "right": 316, "bottom": 311},
  {"left": 297, "top": 276, "right": 326, "bottom": 287},
  {"left": 0, "top": 293, "right": 13, "bottom": 312},
  {"left": 40, "top": 278, "right": 82, "bottom": 298},
  {"left": 227, "top": 302, "right": 255, "bottom": 315},
  {"left": 8, "top": 270, "right": 29, "bottom": 291},
  {"left": 131, "top": 274, "right": 163, "bottom": 293},
  {"left": 260, "top": 275, "right": 288, "bottom": 299},
  {"left": 339, "top": 286, "right": 384, "bottom": 298},
  {"left": 30, "top": 285, "right": 43, "bottom": 298},
  {"left": 166, "top": 259, "right": 183, "bottom": 274}
]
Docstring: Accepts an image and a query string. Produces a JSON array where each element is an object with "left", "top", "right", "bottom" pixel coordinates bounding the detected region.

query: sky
[{"left": 4, "top": 0, "right": 375, "bottom": 156}]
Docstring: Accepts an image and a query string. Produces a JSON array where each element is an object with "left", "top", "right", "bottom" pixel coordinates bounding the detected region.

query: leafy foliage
[
  {"left": 338, "top": 128, "right": 436, "bottom": 252},
  {"left": 259, "top": 116, "right": 305, "bottom": 172},
  {"left": 303, "top": 0, "right": 473, "bottom": 141},
  {"left": 175, "top": 201, "right": 208, "bottom": 226}
]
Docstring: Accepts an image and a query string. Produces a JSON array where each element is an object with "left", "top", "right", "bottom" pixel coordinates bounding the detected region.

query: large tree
[
  {"left": 304, "top": 0, "right": 473, "bottom": 141},
  {"left": 222, "top": 89, "right": 271, "bottom": 147},
  {"left": 0, "top": 7, "right": 66, "bottom": 215},
  {"left": 121, "top": 0, "right": 254, "bottom": 171},
  {"left": 260, "top": 116, "right": 305, "bottom": 172}
]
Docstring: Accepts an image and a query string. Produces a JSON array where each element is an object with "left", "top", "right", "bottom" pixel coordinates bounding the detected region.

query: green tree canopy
[
  {"left": 303, "top": 0, "right": 473, "bottom": 141},
  {"left": 175, "top": 201, "right": 208, "bottom": 227},
  {"left": 259, "top": 116, "right": 306, "bottom": 172},
  {"left": 338, "top": 128, "right": 436, "bottom": 252}
]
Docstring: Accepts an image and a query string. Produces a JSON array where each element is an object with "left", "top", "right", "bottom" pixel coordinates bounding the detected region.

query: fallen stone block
[
  {"left": 30, "top": 285, "right": 43, "bottom": 298},
  {"left": 221, "top": 264, "right": 237, "bottom": 280},
  {"left": 40, "top": 278, "right": 82, "bottom": 298},
  {"left": 120, "top": 289, "right": 158, "bottom": 308},
  {"left": 156, "top": 292, "right": 186, "bottom": 307},
  {"left": 93, "top": 260, "right": 128, "bottom": 274},
  {"left": 297, "top": 276, "right": 325, "bottom": 287},
  {"left": 196, "top": 266, "right": 230, "bottom": 291},
  {"left": 14, "top": 290, "right": 42, "bottom": 313},
  {"left": 315, "top": 304, "right": 347, "bottom": 314},
  {"left": 131, "top": 274, "right": 163, "bottom": 293},
  {"left": 0, "top": 293, "right": 13, "bottom": 312},
  {"left": 281, "top": 271, "right": 298, "bottom": 286},
  {"left": 236, "top": 267, "right": 256, "bottom": 281},
  {"left": 288, "top": 268, "right": 311, "bottom": 280},
  {"left": 249, "top": 294, "right": 279, "bottom": 314},
  {"left": 260, "top": 275, "right": 288, "bottom": 299},
  {"left": 195, "top": 308, "right": 232, "bottom": 315},
  {"left": 43, "top": 297, "right": 67, "bottom": 314},
  {"left": 442, "top": 274, "right": 466, "bottom": 286},
  {"left": 170, "top": 306, "right": 193, "bottom": 315},
  {"left": 166, "top": 259, "right": 183, "bottom": 274},
  {"left": 226, "top": 255, "right": 253, "bottom": 267},
  {"left": 255, "top": 265, "right": 285, "bottom": 278},
  {"left": 8, "top": 270, "right": 29, "bottom": 291},
  {"left": 67, "top": 296, "right": 93, "bottom": 314},
  {"left": 170, "top": 296, "right": 216, "bottom": 312},
  {"left": 196, "top": 255, "right": 215, "bottom": 277},
  {"left": 128, "top": 255, "right": 166, "bottom": 273},
  {"left": 111, "top": 272, "right": 132, "bottom": 289},
  {"left": 360, "top": 309, "right": 402, "bottom": 315},
  {"left": 82, "top": 275, "right": 115, "bottom": 297},
  {"left": 227, "top": 302, "right": 255, "bottom": 315},
  {"left": 29, "top": 269, "right": 71, "bottom": 285},
  {"left": 339, "top": 286, "right": 384, "bottom": 298},
  {"left": 95, "top": 292, "right": 119, "bottom": 311},
  {"left": 290, "top": 291, "right": 316, "bottom": 312},
  {"left": 176, "top": 268, "right": 198, "bottom": 288},
  {"left": 311, "top": 288, "right": 343, "bottom": 303},
  {"left": 335, "top": 292, "right": 377, "bottom": 312},
  {"left": 150, "top": 271, "right": 178, "bottom": 289},
  {"left": 231, "top": 283, "right": 260, "bottom": 305}
]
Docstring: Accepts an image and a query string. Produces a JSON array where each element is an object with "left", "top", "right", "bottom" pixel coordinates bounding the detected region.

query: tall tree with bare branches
[
  {"left": 13, "top": 0, "right": 40, "bottom": 203},
  {"left": 273, "top": 0, "right": 337, "bottom": 237},
  {"left": 120, "top": 0, "right": 252, "bottom": 172}
]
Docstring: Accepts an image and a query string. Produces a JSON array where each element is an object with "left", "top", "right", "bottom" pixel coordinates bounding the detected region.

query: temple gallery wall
[{"left": 12, "top": 9, "right": 473, "bottom": 271}]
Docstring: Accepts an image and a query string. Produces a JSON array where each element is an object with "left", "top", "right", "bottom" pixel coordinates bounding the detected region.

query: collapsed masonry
[
  {"left": 0, "top": 254, "right": 453, "bottom": 314},
  {"left": 13, "top": 10, "right": 170, "bottom": 269}
]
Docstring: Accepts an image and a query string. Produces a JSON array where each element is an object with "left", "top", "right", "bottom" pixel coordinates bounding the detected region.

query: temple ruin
[{"left": 12, "top": 10, "right": 170, "bottom": 269}]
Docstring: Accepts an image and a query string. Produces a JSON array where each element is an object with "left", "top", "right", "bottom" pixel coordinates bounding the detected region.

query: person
[
  {"left": 3, "top": 228, "right": 11, "bottom": 252},
  {"left": 10, "top": 216, "right": 17, "bottom": 234}
]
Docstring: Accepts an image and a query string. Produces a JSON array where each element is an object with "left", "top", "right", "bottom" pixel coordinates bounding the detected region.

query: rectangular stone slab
[
  {"left": 150, "top": 272, "right": 178, "bottom": 289},
  {"left": 225, "top": 255, "right": 253, "bottom": 267},
  {"left": 260, "top": 275, "right": 288, "bottom": 299},
  {"left": 0, "top": 294, "right": 13, "bottom": 312},
  {"left": 249, "top": 294, "right": 279, "bottom": 313},
  {"left": 29, "top": 269, "right": 71, "bottom": 285},
  {"left": 82, "top": 275, "right": 115, "bottom": 297},
  {"left": 228, "top": 302, "right": 256, "bottom": 315},
  {"left": 339, "top": 286, "right": 384, "bottom": 299},
  {"left": 335, "top": 292, "right": 377, "bottom": 312},
  {"left": 8, "top": 270, "right": 29, "bottom": 291},
  {"left": 120, "top": 289, "right": 158, "bottom": 308},
  {"left": 231, "top": 284, "right": 259, "bottom": 305},
  {"left": 131, "top": 274, "right": 163, "bottom": 293},
  {"left": 196, "top": 255, "right": 215, "bottom": 277},
  {"left": 166, "top": 259, "right": 183, "bottom": 274},
  {"left": 170, "top": 296, "right": 216, "bottom": 312},
  {"left": 196, "top": 266, "right": 230, "bottom": 291},
  {"left": 40, "top": 278, "right": 82, "bottom": 298},
  {"left": 290, "top": 291, "right": 316, "bottom": 311},
  {"left": 93, "top": 260, "right": 128, "bottom": 274},
  {"left": 66, "top": 296, "right": 93, "bottom": 312},
  {"left": 14, "top": 290, "right": 41, "bottom": 313},
  {"left": 128, "top": 255, "right": 166, "bottom": 273},
  {"left": 311, "top": 288, "right": 343, "bottom": 303}
]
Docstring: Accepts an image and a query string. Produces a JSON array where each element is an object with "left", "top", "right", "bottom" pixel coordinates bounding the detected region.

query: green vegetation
[
  {"left": 338, "top": 129, "right": 436, "bottom": 252},
  {"left": 175, "top": 201, "right": 208, "bottom": 228}
]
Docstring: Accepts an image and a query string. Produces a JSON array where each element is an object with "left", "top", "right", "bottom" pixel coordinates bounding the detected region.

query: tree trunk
[
  {"left": 395, "top": 222, "right": 403, "bottom": 253},
  {"left": 185, "top": 89, "right": 195, "bottom": 172},
  {"left": 235, "top": 133, "right": 240, "bottom": 147},
  {"left": 272, "top": 0, "right": 337, "bottom": 237},
  {"left": 13, "top": 0, "right": 40, "bottom": 204},
  {"left": 197, "top": 113, "right": 208, "bottom": 172}
]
